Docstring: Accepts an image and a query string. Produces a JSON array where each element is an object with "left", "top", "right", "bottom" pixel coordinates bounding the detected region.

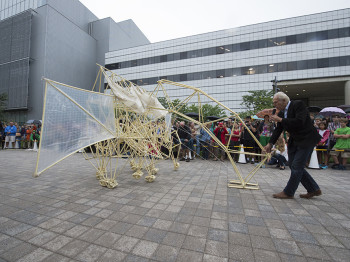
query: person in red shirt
[
  {"left": 228, "top": 122, "right": 241, "bottom": 162},
  {"left": 213, "top": 122, "right": 228, "bottom": 161}
]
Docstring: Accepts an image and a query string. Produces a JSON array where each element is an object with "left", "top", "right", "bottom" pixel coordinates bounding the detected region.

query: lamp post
[{"left": 271, "top": 76, "right": 280, "bottom": 94}]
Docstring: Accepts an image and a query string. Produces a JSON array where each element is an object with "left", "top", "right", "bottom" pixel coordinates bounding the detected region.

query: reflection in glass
[
  {"left": 268, "top": 64, "right": 276, "bottom": 73},
  {"left": 317, "top": 58, "right": 329, "bottom": 68},
  {"left": 216, "top": 46, "right": 225, "bottom": 54}
]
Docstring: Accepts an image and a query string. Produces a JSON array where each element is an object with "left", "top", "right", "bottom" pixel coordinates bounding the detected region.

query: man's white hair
[{"left": 274, "top": 92, "right": 290, "bottom": 102}]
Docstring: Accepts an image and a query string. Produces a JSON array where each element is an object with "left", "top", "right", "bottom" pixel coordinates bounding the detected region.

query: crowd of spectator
[
  {"left": 1, "top": 111, "right": 349, "bottom": 171},
  {"left": 0, "top": 121, "right": 41, "bottom": 150},
  {"left": 171, "top": 112, "right": 350, "bottom": 170}
]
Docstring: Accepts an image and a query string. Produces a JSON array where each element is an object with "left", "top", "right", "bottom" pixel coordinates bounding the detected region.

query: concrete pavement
[{"left": 0, "top": 149, "right": 350, "bottom": 261}]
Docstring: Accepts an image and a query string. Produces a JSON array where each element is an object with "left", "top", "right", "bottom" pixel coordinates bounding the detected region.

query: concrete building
[
  {"left": 0, "top": 0, "right": 150, "bottom": 122},
  {"left": 105, "top": 8, "right": 350, "bottom": 113}
]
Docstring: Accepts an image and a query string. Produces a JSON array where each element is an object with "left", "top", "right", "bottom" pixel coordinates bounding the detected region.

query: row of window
[
  {"left": 120, "top": 55, "right": 350, "bottom": 87},
  {"left": 105, "top": 27, "right": 350, "bottom": 70}
]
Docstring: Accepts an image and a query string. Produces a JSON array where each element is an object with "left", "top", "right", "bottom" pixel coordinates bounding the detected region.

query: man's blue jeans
[{"left": 284, "top": 144, "right": 320, "bottom": 196}]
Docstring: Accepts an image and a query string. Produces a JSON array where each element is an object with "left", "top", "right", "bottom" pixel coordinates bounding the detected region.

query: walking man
[{"left": 264, "top": 92, "right": 322, "bottom": 199}]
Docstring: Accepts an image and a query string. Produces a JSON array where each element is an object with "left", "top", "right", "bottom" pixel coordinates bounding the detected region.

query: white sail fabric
[
  {"left": 34, "top": 80, "right": 116, "bottom": 176},
  {"left": 105, "top": 72, "right": 167, "bottom": 119}
]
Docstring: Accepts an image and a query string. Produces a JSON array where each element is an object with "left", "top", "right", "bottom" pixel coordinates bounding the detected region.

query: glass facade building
[
  {"left": 106, "top": 8, "right": 350, "bottom": 111},
  {"left": 0, "top": 0, "right": 150, "bottom": 122}
]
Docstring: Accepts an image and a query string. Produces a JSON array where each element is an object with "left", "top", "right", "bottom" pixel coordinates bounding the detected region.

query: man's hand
[
  {"left": 270, "top": 114, "right": 282, "bottom": 123},
  {"left": 263, "top": 143, "right": 272, "bottom": 153}
]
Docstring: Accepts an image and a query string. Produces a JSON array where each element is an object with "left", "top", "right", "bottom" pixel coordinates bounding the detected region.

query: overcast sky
[{"left": 80, "top": 0, "right": 349, "bottom": 43}]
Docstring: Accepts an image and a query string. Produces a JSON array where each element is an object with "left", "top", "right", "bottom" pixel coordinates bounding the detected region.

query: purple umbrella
[{"left": 319, "top": 107, "right": 346, "bottom": 116}]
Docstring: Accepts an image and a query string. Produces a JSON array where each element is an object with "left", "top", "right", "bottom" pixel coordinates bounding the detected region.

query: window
[
  {"left": 250, "top": 40, "right": 259, "bottom": 50},
  {"left": 286, "top": 35, "right": 297, "bottom": 45},
  {"left": 286, "top": 61, "right": 297, "bottom": 71},
  {"left": 137, "top": 59, "right": 143, "bottom": 66},
  {"left": 239, "top": 42, "right": 250, "bottom": 51},
  {"left": 268, "top": 63, "right": 276, "bottom": 73},
  {"left": 231, "top": 43, "right": 240, "bottom": 52},
  {"left": 329, "top": 57, "right": 339, "bottom": 67},
  {"left": 203, "top": 70, "right": 216, "bottom": 79},
  {"left": 275, "top": 36, "right": 286, "bottom": 46},
  {"left": 142, "top": 57, "right": 150, "bottom": 66},
  {"left": 167, "top": 53, "right": 174, "bottom": 62},
  {"left": 131, "top": 60, "right": 137, "bottom": 67},
  {"left": 105, "top": 63, "right": 120, "bottom": 70},
  {"left": 216, "top": 69, "right": 225, "bottom": 78},
  {"left": 317, "top": 58, "right": 329, "bottom": 68},
  {"left": 306, "top": 32, "right": 318, "bottom": 42},
  {"left": 256, "top": 64, "right": 267, "bottom": 74},
  {"left": 174, "top": 53, "right": 181, "bottom": 60},
  {"left": 277, "top": 62, "right": 286, "bottom": 72},
  {"left": 297, "top": 60, "right": 308, "bottom": 70},
  {"left": 328, "top": 29, "right": 338, "bottom": 39},
  {"left": 149, "top": 57, "right": 155, "bottom": 64},
  {"left": 192, "top": 72, "right": 202, "bottom": 80},
  {"left": 187, "top": 73, "right": 195, "bottom": 81},
  {"left": 316, "top": 30, "right": 328, "bottom": 41},
  {"left": 307, "top": 59, "right": 317, "bottom": 69},
  {"left": 267, "top": 38, "right": 276, "bottom": 47},
  {"left": 169, "top": 75, "right": 180, "bottom": 82},
  {"left": 154, "top": 56, "right": 160, "bottom": 63},
  {"left": 296, "top": 33, "right": 307, "bottom": 43},
  {"left": 216, "top": 46, "right": 225, "bottom": 54},
  {"left": 148, "top": 77, "right": 158, "bottom": 85},
  {"left": 339, "top": 27, "right": 350, "bottom": 38},
  {"left": 224, "top": 44, "right": 232, "bottom": 53},
  {"left": 120, "top": 61, "right": 130, "bottom": 68},
  {"left": 160, "top": 55, "right": 167, "bottom": 62},
  {"left": 180, "top": 52, "right": 187, "bottom": 59},
  {"left": 180, "top": 74, "right": 187, "bottom": 81},
  {"left": 232, "top": 68, "right": 241, "bottom": 76},
  {"left": 339, "top": 56, "right": 350, "bottom": 66},
  {"left": 208, "top": 47, "right": 216, "bottom": 56},
  {"left": 258, "top": 39, "right": 268, "bottom": 48},
  {"left": 188, "top": 50, "right": 196, "bottom": 58},
  {"left": 241, "top": 66, "right": 255, "bottom": 75},
  {"left": 225, "top": 68, "right": 234, "bottom": 77}
]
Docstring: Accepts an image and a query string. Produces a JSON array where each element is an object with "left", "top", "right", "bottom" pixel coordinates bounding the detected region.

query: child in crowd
[
  {"left": 317, "top": 121, "right": 330, "bottom": 169},
  {"left": 330, "top": 118, "right": 350, "bottom": 170},
  {"left": 268, "top": 135, "right": 288, "bottom": 170}
]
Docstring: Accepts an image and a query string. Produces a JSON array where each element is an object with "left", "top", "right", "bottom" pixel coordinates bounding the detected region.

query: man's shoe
[
  {"left": 180, "top": 158, "right": 186, "bottom": 161},
  {"left": 272, "top": 191, "right": 294, "bottom": 199},
  {"left": 185, "top": 158, "right": 190, "bottom": 162},
  {"left": 300, "top": 189, "right": 322, "bottom": 199}
]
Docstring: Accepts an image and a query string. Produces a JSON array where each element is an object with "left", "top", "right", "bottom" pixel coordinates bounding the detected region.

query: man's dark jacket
[
  {"left": 177, "top": 125, "right": 191, "bottom": 140},
  {"left": 269, "top": 100, "right": 321, "bottom": 148}
]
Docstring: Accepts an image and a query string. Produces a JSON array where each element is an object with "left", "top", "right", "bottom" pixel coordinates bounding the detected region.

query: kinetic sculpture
[{"left": 34, "top": 65, "right": 268, "bottom": 190}]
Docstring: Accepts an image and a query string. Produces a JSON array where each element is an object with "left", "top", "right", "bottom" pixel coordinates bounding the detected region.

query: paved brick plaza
[{"left": 0, "top": 150, "right": 350, "bottom": 262}]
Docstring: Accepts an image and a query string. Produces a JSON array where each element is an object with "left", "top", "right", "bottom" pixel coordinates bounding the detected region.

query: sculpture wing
[{"left": 34, "top": 79, "right": 116, "bottom": 177}]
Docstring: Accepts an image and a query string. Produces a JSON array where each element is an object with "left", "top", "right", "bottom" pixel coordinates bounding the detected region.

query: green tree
[
  {"left": 0, "top": 93, "right": 7, "bottom": 121},
  {"left": 177, "top": 102, "right": 225, "bottom": 122},
  {"left": 157, "top": 97, "right": 226, "bottom": 122},
  {"left": 157, "top": 97, "right": 168, "bottom": 109},
  {"left": 240, "top": 90, "right": 274, "bottom": 116}
]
